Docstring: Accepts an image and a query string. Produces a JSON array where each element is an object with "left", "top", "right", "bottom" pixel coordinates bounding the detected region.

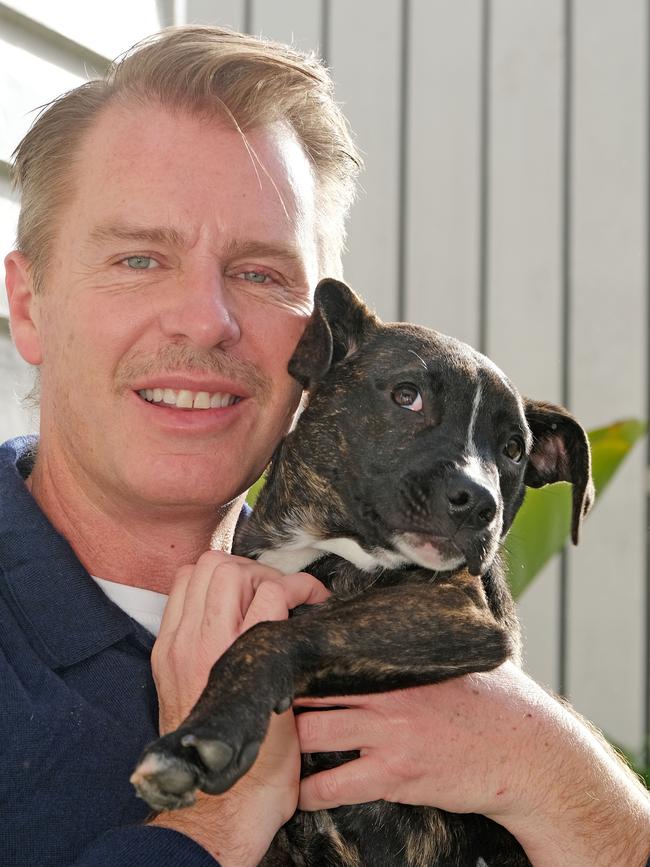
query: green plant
[{"left": 246, "top": 474, "right": 266, "bottom": 507}]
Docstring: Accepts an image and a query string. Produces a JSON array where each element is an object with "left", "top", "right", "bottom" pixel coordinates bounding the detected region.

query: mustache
[{"left": 115, "top": 343, "right": 273, "bottom": 402}]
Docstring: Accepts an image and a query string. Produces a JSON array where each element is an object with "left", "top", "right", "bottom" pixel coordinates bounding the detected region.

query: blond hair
[{"left": 12, "top": 25, "right": 362, "bottom": 290}]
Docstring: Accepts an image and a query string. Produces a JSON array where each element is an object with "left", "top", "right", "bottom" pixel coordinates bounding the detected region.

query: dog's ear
[
  {"left": 288, "top": 278, "right": 380, "bottom": 389},
  {"left": 523, "top": 399, "right": 595, "bottom": 544}
]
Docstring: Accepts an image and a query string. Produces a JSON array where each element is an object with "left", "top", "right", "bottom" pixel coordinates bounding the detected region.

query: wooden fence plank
[
  {"left": 405, "top": 0, "right": 482, "bottom": 346},
  {"left": 486, "top": 0, "right": 565, "bottom": 694},
  {"left": 329, "top": 0, "right": 402, "bottom": 320},
  {"left": 568, "top": 0, "right": 646, "bottom": 755},
  {"left": 250, "top": 0, "right": 321, "bottom": 53}
]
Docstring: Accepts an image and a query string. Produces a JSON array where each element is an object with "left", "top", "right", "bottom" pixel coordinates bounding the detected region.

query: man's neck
[{"left": 26, "top": 451, "right": 245, "bottom": 595}]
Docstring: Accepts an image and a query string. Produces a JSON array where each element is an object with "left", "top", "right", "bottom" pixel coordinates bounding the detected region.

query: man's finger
[
  {"left": 156, "top": 563, "right": 194, "bottom": 638},
  {"left": 198, "top": 561, "right": 262, "bottom": 636},
  {"left": 294, "top": 695, "right": 359, "bottom": 708},
  {"left": 170, "top": 554, "right": 282, "bottom": 639},
  {"left": 296, "top": 707, "right": 371, "bottom": 754},
  {"left": 298, "top": 756, "right": 384, "bottom": 811},
  {"left": 242, "top": 572, "right": 330, "bottom": 632},
  {"left": 177, "top": 551, "right": 230, "bottom": 627},
  {"left": 274, "top": 572, "right": 331, "bottom": 609},
  {"left": 241, "top": 579, "right": 293, "bottom": 631}
]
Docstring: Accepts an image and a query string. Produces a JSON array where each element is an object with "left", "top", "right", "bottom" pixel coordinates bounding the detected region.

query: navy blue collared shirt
[{"left": 0, "top": 437, "right": 217, "bottom": 866}]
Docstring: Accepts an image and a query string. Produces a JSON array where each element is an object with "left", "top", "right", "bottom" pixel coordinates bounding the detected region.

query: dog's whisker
[
  {"left": 406, "top": 348, "right": 428, "bottom": 370},
  {"left": 360, "top": 567, "right": 386, "bottom": 593}
]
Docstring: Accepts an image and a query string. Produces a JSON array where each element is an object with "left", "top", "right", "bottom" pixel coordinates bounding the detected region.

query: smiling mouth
[{"left": 136, "top": 388, "right": 242, "bottom": 410}]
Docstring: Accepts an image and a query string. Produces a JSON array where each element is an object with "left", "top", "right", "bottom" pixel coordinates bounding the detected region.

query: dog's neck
[
  {"left": 255, "top": 530, "right": 410, "bottom": 576},
  {"left": 237, "top": 443, "right": 413, "bottom": 575}
]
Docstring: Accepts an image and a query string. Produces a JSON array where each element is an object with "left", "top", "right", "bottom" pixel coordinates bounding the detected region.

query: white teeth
[
  {"left": 137, "top": 387, "right": 239, "bottom": 410},
  {"left": 176, "top": 389, "right": 194, "bottom": 409},
  {"left": 193, "top": 391, "right": 211, "bottom": 409},
  {"left": 210, "top": 393, "right": 232, "bottom": 408}
]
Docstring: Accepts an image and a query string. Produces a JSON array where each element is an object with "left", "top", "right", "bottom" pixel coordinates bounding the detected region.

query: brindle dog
[{"left": 132, "top": 279, "right": 594, "bottom": 866}]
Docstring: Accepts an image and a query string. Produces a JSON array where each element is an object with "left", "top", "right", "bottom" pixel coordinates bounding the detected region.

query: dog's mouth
[{"left": 393, "top": 531, "right": 496, "bottom": 576}]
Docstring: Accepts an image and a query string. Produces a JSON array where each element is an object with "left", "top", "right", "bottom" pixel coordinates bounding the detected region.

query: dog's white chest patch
[
  {"left": 257, "top": 528, "right": 407, "bottom": 574},
  {"left": 313, "top": 536, "right": 403, "bottom": 570},
  {"left": 256, "top": 529, "right": 321, "bottom": 573},
  {"left": 258, "top": 549, "right": 314, "bottom": 574}
]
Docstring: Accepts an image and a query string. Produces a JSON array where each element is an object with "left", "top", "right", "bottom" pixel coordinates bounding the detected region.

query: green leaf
[
  {"left": 245, "top": 473, "right": 266, "bottom": 507},
  {"left": 504, "top": 419, "right": 647, "bottom": 599}
]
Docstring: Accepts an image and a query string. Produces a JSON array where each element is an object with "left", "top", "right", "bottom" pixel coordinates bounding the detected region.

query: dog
[{"left": 131, "top": 279, "right": 594, "bottom": 866}]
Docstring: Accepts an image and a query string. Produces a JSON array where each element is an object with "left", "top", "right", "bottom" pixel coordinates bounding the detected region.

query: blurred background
[{"left": 1, "top": 0, "right": 648, "bottom": 764}]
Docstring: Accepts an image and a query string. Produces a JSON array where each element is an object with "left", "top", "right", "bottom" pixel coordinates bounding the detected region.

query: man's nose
[{"left": 158, "top": 267, "right": 241, "bottom": 349}]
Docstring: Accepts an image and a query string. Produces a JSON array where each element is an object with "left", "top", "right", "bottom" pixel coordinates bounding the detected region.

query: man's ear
[
  {"left": 4, "top": 251, "right": 43, "bottom": 365},
  {"left": 288, "top": 278, "right": 380, "bottom": 389},
  {"left": 524, "top": 399, "right": 595, "bottom": 544}
]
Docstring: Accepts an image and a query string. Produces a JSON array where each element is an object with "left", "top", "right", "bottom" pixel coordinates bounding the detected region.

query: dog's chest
[
  {"left": 263, "top": 799, "right": 529, "bottom": 867},
  {"left": 273, "top": 559, "right": 528, "bottom": 867}
]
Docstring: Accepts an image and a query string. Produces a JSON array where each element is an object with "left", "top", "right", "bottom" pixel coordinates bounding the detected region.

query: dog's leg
[{"left": 132, "top": 570, "right": 511, "bottom": 810}]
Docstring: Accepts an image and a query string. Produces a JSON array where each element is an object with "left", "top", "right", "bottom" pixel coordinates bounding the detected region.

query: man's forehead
[{"left": 76, "top": 102, "right": 314, "bottom": 201}]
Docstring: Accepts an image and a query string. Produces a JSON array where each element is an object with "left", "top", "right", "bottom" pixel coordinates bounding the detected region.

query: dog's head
[
  {"left": 289, "top": 280, "right": 594, "bottom": 574},
  {"left": 285, "top": 279, "right": 594, "bottom": 577}
]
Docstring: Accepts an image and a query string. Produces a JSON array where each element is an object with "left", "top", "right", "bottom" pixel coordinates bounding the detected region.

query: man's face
[{"left": 27, "top": 103, "right": 320, "bottom": 512}]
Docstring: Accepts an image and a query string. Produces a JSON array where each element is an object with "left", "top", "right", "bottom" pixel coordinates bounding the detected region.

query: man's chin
[{"left": 111, "top": 459, "right": 252, "bottom": 515}]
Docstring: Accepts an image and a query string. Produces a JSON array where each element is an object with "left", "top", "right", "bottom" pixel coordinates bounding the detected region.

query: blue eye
[
  {"left": 125, "top": 256, "right": 156, "bottom": 269},
  {"left": 241, "top": 271, "right": 269, "bottom": 284}
]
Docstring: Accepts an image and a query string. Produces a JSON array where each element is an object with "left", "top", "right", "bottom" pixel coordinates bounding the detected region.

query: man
[{"left": 2, "top": 25, "right": 649, "bottom": 867}]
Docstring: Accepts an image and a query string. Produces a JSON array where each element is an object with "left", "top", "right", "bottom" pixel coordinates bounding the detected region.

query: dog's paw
[
  {"left": 130, "top": 745, "right": 201, "bottom": 811},
  {"left": 131, "top": 718, "right": 268, "bottom": 810}
]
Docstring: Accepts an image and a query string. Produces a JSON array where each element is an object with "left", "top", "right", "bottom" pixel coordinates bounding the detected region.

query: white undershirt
[{"left": 92, "top": 576, "right": 168, "bottom": 637}]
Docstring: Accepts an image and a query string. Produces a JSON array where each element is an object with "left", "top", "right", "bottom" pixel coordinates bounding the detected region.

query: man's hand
[
  {"left": 148, "top": 551, "right": 329, "bottom": 866},
  {"left": 296, "top": 662, "right": 650, "bottom": 867}
]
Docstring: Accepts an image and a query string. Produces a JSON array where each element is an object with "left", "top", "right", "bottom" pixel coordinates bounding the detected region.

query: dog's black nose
[{"left": 446, "top": 475, "right": 497, "bottom": 528}]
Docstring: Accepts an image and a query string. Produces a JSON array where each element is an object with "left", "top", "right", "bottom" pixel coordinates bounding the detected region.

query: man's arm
[
  {"left": 297, "top": 662, "right": 650, "bottom": 867},
  {"left": 146, "top": 552, "right": 329, "bottom": 866},
  {"left": 72, "top": 826, "right": 217, "bottom": 867}
]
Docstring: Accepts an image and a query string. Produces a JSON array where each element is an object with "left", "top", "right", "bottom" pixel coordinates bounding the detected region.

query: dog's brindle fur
[{"left": 132, "top": 280, "right": 594, "bottom": 866}]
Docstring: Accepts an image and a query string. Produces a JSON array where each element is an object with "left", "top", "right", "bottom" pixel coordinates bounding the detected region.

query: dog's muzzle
[{"left": 387, "top": 468, "right": 502, "bottom": 575}]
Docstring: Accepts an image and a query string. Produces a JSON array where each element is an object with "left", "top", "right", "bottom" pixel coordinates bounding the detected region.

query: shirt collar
[{"left": 0, "top": 436, "right": 140, "bottom": 669}]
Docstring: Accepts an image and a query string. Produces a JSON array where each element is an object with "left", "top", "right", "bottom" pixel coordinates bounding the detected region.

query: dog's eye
[
  {"left": 504, "top": 436, "right": 525, "bottom": 463},
  {"left": 391, "top": 383, "right": 423, "bottom": 412}
]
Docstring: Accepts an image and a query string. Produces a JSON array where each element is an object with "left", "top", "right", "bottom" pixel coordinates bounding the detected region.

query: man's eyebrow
[
  {"left": 87, "top": 223, "right": 188, "bottom": 248},
  {"left": 86, "top": 225, "right": 306, "bottom": 265},
  {"left": 219, "top": 238, "right": 305, "bottom": 265}
]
